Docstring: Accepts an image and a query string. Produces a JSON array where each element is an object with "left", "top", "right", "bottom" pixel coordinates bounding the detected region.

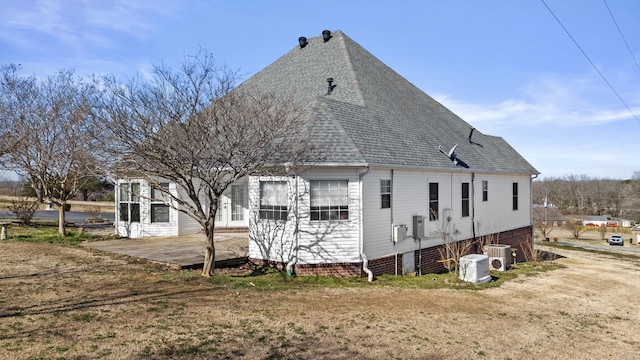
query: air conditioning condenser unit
[{"left": 486, "top": 244, "right": 511, "bottom": 271}]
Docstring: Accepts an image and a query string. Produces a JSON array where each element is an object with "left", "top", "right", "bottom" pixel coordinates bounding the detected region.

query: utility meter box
[{"left": 413, "top": 215, "right": 425, "bottom": 239}]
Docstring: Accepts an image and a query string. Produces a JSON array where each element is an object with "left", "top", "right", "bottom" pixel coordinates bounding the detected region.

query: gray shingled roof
[{"left": 236, "top": 30, "right": 538, "bottom": 174}]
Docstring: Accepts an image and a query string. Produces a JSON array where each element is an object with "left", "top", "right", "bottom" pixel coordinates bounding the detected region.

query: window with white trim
[
  {"left": 310, "top": 180, "right": 349, "bottom": 221},
  {"left": 461, "top": 182, "right": 470, "bottom": 217},
  {"left": 380, "top": 179, "right": 391, "bottom": 209},
  {"left": 150, "top": 183, "right": 170, "bottom": 223},
  {"left": 482, "top": 180, "right": 488, "bottom": 202},
  {"left": 429, "top": 182, "right": 439, "bottom": 221},
  {"left": 119, "top": 182, "right": 140, "bottom": 222},
  {"left": 259, "top": 181, "right": 288, "bottom": 220}
]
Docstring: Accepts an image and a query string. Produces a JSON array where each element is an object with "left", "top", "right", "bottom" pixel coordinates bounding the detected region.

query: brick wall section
[
  {"left": 249, "top": 258, "right": 364, "bottom": 277},
  {"left": 368, "top": 254, "right": 402, "bottom": 275},
  {"left": 214, "top": 227, "right": 249, "bottom": 233},
  {"left": 492, "top": 225, "right": 533, "bottom": 263},
  {"left": 250, "top": 225, "right": 533, "bottom": 277}
]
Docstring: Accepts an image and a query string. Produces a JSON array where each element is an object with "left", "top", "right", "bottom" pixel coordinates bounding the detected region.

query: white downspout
[
  {"left": 286, "top": 176, "right": 300, "bottom": 276},
  {"left": 359, "top": 167, "right": 374, "bottom": 282}
]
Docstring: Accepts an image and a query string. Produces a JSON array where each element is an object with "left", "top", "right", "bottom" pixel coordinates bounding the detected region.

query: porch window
[
  {"left": 429, "top": 182, "right": 438, "bottom": 221},
  {"left": 380, "top": 179, "right": 391, "bottom": 209},
  {"left": 512, "top": 182, "right": 519, "bottom": 211},
  {"left": 231, "top": 184, "right": 245, "bottom": 221},
  {"left": 462, "top": 182, "right": 470, "bottom": 217},
  {"left": 151, "top": 183, "right": 170, "bottom": 223},
  {"left": 119, "top": 182, "right": 140, "bottom": 222},
  {"left": 482, "top": 180, "right": 488, "bottom": 202},
  {"left": 310, "top": 180, "right": 349, "bottom": 221},
  {"left": 259, "top": 181, "right": 288, "bottom": 220}
]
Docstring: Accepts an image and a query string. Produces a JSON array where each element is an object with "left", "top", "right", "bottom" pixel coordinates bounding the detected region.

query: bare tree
[
  {"left": 98, "top": 51, "right": 311, "bottom": 277},
  {"left": 0, "top": 64, "right": 102, "bottom": 236},
  {"left": 532, "top": 206, "right": 554, "bottom": 240},
  {"left": 566, "top": 219, "right": 586, "bottom": 239}
]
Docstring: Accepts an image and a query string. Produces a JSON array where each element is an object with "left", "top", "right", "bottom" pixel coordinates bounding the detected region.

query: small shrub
[
  {"left": 86, "top": 205, "right": 104, "bottom": 222},
  {"left": 9, "top": 196, "right": 40, "bottom": 225}
]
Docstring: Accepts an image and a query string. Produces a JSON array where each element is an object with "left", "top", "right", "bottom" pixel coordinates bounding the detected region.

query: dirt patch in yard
[{"left": 1, "top": 240, "right": 639, "bottom": 359}]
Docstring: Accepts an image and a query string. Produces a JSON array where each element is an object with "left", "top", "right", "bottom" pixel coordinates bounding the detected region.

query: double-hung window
[
  {"left": 429, "top": 182, "right": 439, "bottom": 221},
  {"left": 310, "top": 180, "right": 349, "bottom": 221},
  {"left": 482, "top": 180, "right": 488, "bottom": 202},
  {"left": 512, "top": 182, "right": 519, "bottom": 211},
  {"left": 119, "top": 182, "right": 140, "bottom": 222},
  {"left": 380, "top": 180, "right": 391, "bottom": 209},
  {"left": 259, "top": 181, "right": 288, "bottom": 220},
  {"left": 151, "top": 183, "right": 170, "bottom": 223},
  {"left": 461, "top": 182, "right": 470, "bottom": 217}
]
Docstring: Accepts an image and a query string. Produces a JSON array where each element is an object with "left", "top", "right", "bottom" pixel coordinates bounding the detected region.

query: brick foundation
[
  {"left": 251, "top": 225, "right": 533, "bottom": 278},
  {"left": 214, "top": 227, "right": 249, "bottom": 233}
]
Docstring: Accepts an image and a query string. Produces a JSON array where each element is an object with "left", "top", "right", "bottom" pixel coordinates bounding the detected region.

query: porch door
[{"left": 215, "top": 184, "right": 246, "bottom": 228}]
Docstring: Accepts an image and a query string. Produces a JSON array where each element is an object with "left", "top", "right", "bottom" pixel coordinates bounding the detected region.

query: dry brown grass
[{"left": 1, "top": 240, "right": 640, "bottom": 359}]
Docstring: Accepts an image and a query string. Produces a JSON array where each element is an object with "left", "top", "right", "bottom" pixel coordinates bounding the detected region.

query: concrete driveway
[{"left": 82, "top": 232, "right": 248, "bottom": 269}]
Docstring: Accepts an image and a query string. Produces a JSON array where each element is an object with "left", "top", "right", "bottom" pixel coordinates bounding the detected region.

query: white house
[
  {"left": 242, "top": 30, "right": 538, "bottom": 277},
  {"left": 115, "top": 30, "right": 538, "bottom": 277}
]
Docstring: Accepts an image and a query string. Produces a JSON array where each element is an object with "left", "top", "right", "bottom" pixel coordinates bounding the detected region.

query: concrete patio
[{"left": 81, "top": 232, "right": 249, "bottom": 269}]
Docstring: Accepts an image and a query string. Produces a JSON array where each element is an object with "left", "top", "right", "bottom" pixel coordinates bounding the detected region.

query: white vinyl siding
[
  {"left": 362, "top": 169, "right": 533, "bottom": 261},
  {"left": 249, "top": 170, "right": 361, "bottom": 265}
]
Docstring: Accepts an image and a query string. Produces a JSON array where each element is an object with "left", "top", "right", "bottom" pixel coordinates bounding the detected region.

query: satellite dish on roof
[{"left": 438, "top": 143, "right": 469, "bottom": 168}]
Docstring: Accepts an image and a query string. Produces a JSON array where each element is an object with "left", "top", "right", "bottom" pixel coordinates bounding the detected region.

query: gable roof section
[{"left": 236, "top": 30, "right": 538, "bottom": 174}]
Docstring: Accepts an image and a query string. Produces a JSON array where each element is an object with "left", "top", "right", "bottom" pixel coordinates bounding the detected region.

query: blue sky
[{"left": 1, "top": 0, "right": 639, "bottom": 180}]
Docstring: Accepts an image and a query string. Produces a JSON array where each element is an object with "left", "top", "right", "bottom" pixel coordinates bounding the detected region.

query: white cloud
[
  {"left": 434, "top": 72, "right": 640, "bottom": 133},
  {"left": 0, "top": 0, "right": 177, "bottom": 52}
]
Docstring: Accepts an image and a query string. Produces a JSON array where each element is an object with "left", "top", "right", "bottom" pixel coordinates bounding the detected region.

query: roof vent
[
  {"left": 327, "top": 78, "right": 336, "bottom": 95},
  {"left": 298, "top": 36, "right": 308, "bottom": 48},
  {"left": 322, "top": 30, "right": 332, "bottom": 42}
]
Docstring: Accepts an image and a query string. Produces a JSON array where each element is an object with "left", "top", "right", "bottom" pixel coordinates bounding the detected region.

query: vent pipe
[
  {"left": 322, "top": 30, "right": 332, "bottom": 42},
  {"left": 298, "top": 36, "right": 308, "bottom": 48},
  {"left": 327, "top": 78, "right": 336, "bottom": 95}
]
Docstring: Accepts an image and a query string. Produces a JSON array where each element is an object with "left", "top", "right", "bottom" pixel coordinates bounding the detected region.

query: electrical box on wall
[
  {"left": 413, "top": 215, "right": 425, "bottom": 239},
  {"left": 393, "top": 225, "right": 407, "bottom": 243}
]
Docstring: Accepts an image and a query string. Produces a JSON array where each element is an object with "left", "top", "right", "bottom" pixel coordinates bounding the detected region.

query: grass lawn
[{"left": 2, "top": 225, "right": 639, "bottom": 359}]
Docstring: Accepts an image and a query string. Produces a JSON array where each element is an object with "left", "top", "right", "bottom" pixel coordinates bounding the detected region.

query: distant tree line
[{"left": 532, "top": 172, "right": 640, "bottom": 221}]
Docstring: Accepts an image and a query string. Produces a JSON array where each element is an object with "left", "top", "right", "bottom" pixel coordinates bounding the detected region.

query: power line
[
  {"left": 541, "top": 0, "right": 640, "bottom": 126},
  {"left": 604, "top": 0, "right": 640, "bottom": 74}
]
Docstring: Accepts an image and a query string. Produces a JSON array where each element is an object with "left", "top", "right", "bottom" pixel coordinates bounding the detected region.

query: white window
[
  {"left": 150, "top": 183, "right": 170, "bottom": 223},
  {"left": 482, "top": 180, "right": 488, "bottom": 202},
  {"left": 259, "top": 181, "right": 288, "bottom": 220},
  {"left": 380, "top": 179, "right": 391, "bottom": 209},
  {"left": 310, "top": 180, "right": 349, "bottom": 221},
  {"left": 231, "top": 184, "right": 244, "bottom": 221},
  {"left": 119, "top": 182, "right": 140, "bottom": 222}
]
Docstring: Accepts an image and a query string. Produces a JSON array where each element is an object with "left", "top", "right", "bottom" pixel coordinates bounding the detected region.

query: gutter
[{"left": 359, "top": 166, "right": 374, "bottom": 282}]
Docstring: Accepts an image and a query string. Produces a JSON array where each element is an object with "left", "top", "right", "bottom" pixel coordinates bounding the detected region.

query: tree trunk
[
  {"left": 201, "top": 224, "right": 216, "bottom": 277},
  {"left": 58, "top": 202, "right": 66, "bottom": 237}
]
